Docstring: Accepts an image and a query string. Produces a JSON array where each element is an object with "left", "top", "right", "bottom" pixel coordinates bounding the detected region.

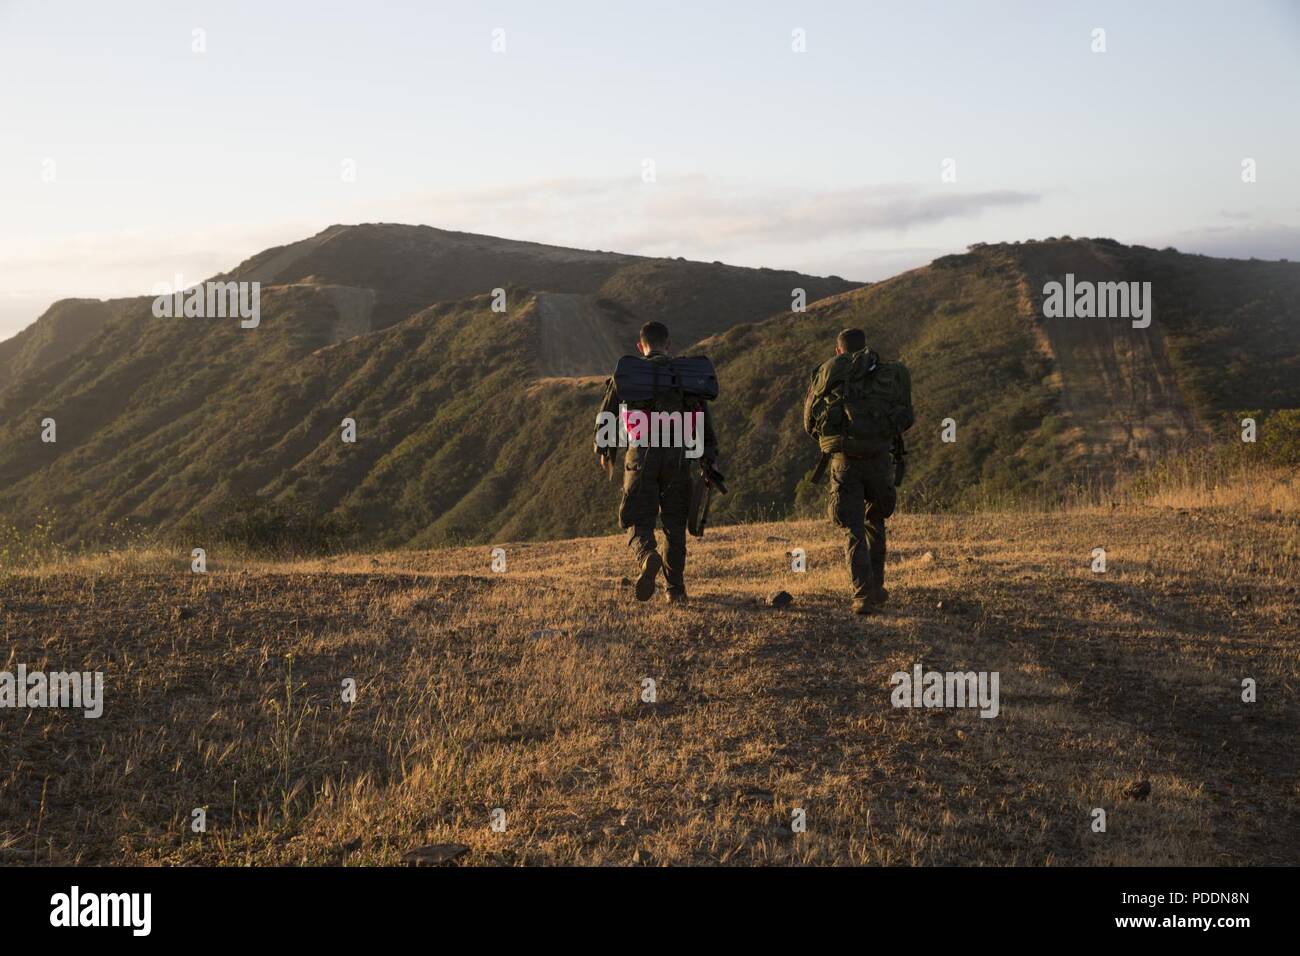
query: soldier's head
[
  {"left": 835, "top": 328, "right": 866, "bottom": 355},
  {"left": 638, "top": 321, "right": 671, "bottom": 357}
]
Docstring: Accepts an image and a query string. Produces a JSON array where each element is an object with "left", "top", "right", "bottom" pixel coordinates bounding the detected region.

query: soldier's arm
[
  {"left": 595, "top": 377, "right": 619, "bottom": 462},
  {"left": 802, "top": 375, "right": 818, "bottom": 437}
]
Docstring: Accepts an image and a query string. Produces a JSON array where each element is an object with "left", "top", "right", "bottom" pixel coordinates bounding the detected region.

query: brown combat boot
[
  {"left": 635, "top": 551, "right": 663, "bottom": 602},
  {"left": 852, "top": 587, "right": 889, "bottom": 614},
  {"left": 665, "top": 589, "right": 688, "bottom": 605}
]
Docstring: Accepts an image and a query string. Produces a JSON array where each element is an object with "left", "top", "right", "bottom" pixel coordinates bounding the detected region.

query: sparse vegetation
[
  {"left": 0, "top": 226, "right": 858, "bottom": 550},
  {"left": 2, "top": 236, "right": 1297, "bottom": 549},
  {"left": 173, "top": 493, "right": 360, "bottom": 557},
  {"left": 2, "top": 471, "right": 1295, "bottom": 865}
]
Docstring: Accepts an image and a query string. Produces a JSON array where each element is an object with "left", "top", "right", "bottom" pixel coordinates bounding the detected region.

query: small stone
[
  {"left": 768, "top": 590, "right": 793, "bottom": 609},
  {"left": 1122, "top": 780, "right": 1152, "bottom": 801}
]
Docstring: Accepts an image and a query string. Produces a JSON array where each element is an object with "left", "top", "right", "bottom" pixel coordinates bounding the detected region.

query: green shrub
[{"left": 174, "top": 494, "right": 359, "bottom": 556}]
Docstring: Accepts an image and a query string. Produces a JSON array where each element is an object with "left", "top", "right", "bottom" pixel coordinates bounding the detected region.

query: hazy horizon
[{"left": 3, "top": 0, "right": 1298, "bottom": 341}]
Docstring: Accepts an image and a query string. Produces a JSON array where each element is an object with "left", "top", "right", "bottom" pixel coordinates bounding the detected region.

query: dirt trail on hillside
[
  {"left": 1017, "top": 244, "right": 1201, "bottom": 463},
  {"left": 321, "top": 285, "right": 377, "bottom": 344},
  {"left": 534, "top": 292, "right": 638, "bottom": 377}
]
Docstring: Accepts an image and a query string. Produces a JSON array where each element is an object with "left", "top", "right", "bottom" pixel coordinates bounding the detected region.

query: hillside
[
  {"left": 0, "top": 232, "right": 1296, "bottom": 550},
  {"left": 216, "top": 222, "right": 857, "bottom": 353},
  {"left": 0, "top": 225, "right": 857, "bottom": 546},
  {"left": 0, "top": 297, "right": 137, "bottom": 393},
  {"left": 3, "top": 497, "right": 1296, "bottom": 865},
  {"left": 1, "top": 222, "right": 856, "bottom": 397},
  {"left": 703, "top": 239, "right": 1300, "bottom": 523}
]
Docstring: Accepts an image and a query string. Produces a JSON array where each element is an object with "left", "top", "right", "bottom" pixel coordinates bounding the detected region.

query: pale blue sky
[{"left": 2, "top": 0, "right": 1297, "bottom": 339}]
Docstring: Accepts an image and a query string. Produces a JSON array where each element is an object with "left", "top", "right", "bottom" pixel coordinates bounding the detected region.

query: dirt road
[{"left": 534, "top": 292, "right": 639, "bottom": 377}]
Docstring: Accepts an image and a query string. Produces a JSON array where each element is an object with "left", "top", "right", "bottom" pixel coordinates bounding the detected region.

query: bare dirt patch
[{"left": 534, "top": 293, "right": 639, "bottom": 377}]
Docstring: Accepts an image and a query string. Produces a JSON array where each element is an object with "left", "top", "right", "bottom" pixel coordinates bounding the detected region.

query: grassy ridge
[
  {"left": 706, "top": 247, "right": 1064, "bottom": 522},
  {"left": 0, "top": 237, "right": 1296, "bottom": 553}
]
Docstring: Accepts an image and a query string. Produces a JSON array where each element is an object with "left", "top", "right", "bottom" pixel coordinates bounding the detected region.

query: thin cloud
[
  {"left": 1145, "top": 222, "right": 1300, "bottom": 261},
  {"left": 404, "top": 177, "right": 1041, "bottom": 254}
]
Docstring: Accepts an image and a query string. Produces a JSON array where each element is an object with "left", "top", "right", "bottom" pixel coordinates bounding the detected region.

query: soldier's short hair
[
  {"left": 837, "top": 328, "right": 867, "bottom": 353},
  {"left": 639, "top": 321, "right": 670, "bottom": 348}
]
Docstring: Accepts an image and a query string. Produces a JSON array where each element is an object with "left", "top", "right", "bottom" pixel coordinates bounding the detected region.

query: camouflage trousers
[
  {"left": 619, "top": 445, "right": 692, "bottom": 595},
  {"left": 828, "top": 449, "right": 896, "bottom": 601}
]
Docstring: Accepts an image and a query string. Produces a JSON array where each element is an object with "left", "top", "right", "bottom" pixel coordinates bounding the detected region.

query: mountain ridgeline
[{"left": 0, "top": 226, "right": 1296, "bottom": 552}]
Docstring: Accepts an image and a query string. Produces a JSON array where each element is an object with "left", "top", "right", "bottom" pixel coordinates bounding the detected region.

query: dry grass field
[{"left": 2, "top": 480, "right": 1297, "bottom": 867}]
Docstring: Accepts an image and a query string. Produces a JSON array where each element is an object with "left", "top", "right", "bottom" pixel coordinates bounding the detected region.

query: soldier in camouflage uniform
[
  {"left": 595, "top": 322, "right": 720, "bottom": 603},
  {"left": 804, "top": 328, "right": 898, "bottom": 615}
]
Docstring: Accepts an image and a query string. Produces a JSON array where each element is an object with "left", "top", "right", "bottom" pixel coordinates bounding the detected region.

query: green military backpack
[{"left": 807, "top": 349, "right": 914, "bottom": 455}]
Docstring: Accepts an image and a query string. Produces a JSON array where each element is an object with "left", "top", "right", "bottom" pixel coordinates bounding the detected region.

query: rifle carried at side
[
  {"left": 687, "top": 461, "right": 727, "bottom": 537},
  {"left": 810, "top": 451, "right": 831, "bottom": 484},
  {"left": 891, "top": 433, "right": 907, "bottom": 486}
]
